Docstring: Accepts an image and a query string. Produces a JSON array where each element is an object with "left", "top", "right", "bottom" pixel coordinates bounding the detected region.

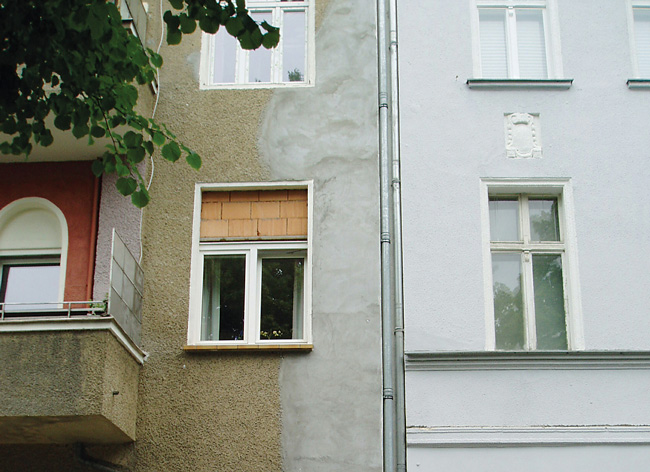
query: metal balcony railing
[{"left": 0, "top": 230, "right": 143, "bottom": 346}]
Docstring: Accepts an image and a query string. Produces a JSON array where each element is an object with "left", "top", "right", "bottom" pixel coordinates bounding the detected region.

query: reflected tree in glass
[
  {"left": 533, "top": 254, "right": 567, "bottom": 349},
  {"left": 492, "top": 253, "right": 525, "bottom": 349},
  {"left": 260, "top": 258, "right": 304, "bottom": 340},
  {"left": 201, "top": 256, "right": 246, "bottom": 341}
]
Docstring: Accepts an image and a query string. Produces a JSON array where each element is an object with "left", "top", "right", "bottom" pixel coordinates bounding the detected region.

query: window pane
[
  {"left": 212, "top": 30, "right": 238, "bottom": 83},
  {"left": 516, "top": 9, "right": 548, "bottom": 78},
  {"left": 634, "top": 9, "right": 650, "bottom": 77},
  {"left": 260, "top": 258, "right": 304, "bottom": 340},
  {"left": 282, "top": 10, "right": 306, "bottom": 82},
  {"left": 249, "top": 11, "right": 273, "bottom": 83},
  {"left": 529, "top": 198, "right": 560, "bottom": 241},
  {"left": 489, "top": 198, "right": 520, "bottom": 241},
  {"left": 2, "top": 264, "right": 60, "bottom": 311},
  {"left": 201, "top": 256, "right": 246, "bottom": 341},
  {"left": 479, "top": 9, "right": 509, "bottom": 78},
  {"left": 492, "top": 253, "right": 525, "bottom": 349},
  {"left": 532, "top": 254, "right": 567, "bottom": 350}
]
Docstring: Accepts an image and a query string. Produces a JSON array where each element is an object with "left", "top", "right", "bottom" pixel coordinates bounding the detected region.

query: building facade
[
  {"left": 399, "top": 0, "right": 650, "bottom": 470},
  {"left": 1, "top": 0, "right": 384, "bottom": 470}
]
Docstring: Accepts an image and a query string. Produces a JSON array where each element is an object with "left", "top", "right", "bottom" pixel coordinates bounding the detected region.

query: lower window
[
  {"left": 200, "top": 245, "right": 306, "bottom": 342},
  {"left": 0, "top": 259, "right": 61, "bottom": 312},
  {"left": 188, "top": 184, "right": 312, "bottom": 347},
  {"left": 482, "top": 180, "right": 582, "bottom": 351}
]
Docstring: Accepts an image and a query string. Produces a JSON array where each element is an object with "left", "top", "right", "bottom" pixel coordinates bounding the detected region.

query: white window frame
[
  {"left": 187, "top": 181, "right": 313, "bottom": 347},
  {"left": 0, "top": 198, "right": 68, "bottom": 309},
  {"left": 627, "top": 0, "right": 650, "bottom": 78},
  {"left": 470, "top": 0, "right": 564, "bottom": 79},
  {"left": 199, "top": 0, "right": 315, "bottom": 89},
  {"left": 479, "top": 179, "right": 583, "bottom": 351}
]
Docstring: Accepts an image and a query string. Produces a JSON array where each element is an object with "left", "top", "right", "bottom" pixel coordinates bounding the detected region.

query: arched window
[{"left": 0, "top": 198, "right": 68, "bottom": 312}]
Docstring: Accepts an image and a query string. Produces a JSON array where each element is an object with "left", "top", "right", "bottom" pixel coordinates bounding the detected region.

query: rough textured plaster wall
[
  {"left": 94, "top": 84, "right": 155, "bottom": 300},
  {"left": 126, "top": 0, "right": 288, "bottom": 469},
  {"left": 259, "top": 0, "right": 383, "bottom": 470},
  {"left": 93, "top": 172, "right": 144, "bottom": 301}
]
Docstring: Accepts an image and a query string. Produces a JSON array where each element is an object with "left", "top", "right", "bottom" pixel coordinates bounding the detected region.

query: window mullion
[
  {"left": 506, "top": 7, "right": 520, "bottom": 78},
  {"left": 273, "top": 7, "right": 283, "bottom": 82},
  {"left": 522, "top": 250, "right": 536, "bottom": 350},
  {"left": 246, "top": 248, "right": 258, "bottom": 344}
]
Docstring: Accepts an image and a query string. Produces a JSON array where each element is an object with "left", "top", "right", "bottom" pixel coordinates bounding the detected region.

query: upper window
[
  {"left": 481, "top": 180, "right": 582, "bottom": 351},
  {"left": 0, "top": 198, "right": 68, "bottom": 313},
  {"left": 631, "top": 2, "right": 650, "bottom": 77},
  {"left": 187, "top": 185, "right": 312, "bottom": 348},
  {"left": 473, "top": 0, "right": 563, "bottom": 79},
  {"left": 200, "top": 0, "right": 314, "bottom": 88}
]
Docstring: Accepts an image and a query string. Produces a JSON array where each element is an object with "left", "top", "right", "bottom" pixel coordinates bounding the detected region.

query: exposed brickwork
[{"left": 201, "top": 189, "right": 307, "bottom": 239}]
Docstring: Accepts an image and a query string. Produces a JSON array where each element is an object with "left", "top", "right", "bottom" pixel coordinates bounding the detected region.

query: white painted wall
[
  {"left": 399, "top": 0, "right": 650, "bottom": 468},
  {"left": 399, "top": 0, "right": 650, "bottom": 353}
]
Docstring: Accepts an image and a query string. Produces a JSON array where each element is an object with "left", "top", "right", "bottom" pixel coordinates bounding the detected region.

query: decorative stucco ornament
[{"left": 505, "top": 113, "right": 542, "bottom": 159}]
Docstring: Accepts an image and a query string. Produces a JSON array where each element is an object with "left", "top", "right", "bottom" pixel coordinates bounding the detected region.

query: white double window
[
  {"left": 187, "top": 184, "right": 312, "bottom": 347},
  {"left": 200, "top": 0, "right": 313, "bottom": 88},
  {"left": 473, "top": 0, "right": 562, "bottom": 79},
  {"left": 630, "top": 1, "right": 650, "bottom": 77},
  {"left": 196, "top": 243, "right": 307, "bottom": 343},
  {"left": 481, "top": 180, "right": 582, "bottom": 351}
]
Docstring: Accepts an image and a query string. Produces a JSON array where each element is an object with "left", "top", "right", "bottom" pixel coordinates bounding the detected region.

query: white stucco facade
[{"left": 398, "top": 0, "right": 650, "bottom": 468}]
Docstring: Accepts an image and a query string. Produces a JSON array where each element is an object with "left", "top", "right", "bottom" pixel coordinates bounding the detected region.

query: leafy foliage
[{"left": 0, "top": 0, "right": 279, "bottom": 207}]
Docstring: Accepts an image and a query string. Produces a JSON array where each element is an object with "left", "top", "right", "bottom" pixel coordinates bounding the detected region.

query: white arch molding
[{"left": 0, "top": 198, "right": 69, "bottom": 305}]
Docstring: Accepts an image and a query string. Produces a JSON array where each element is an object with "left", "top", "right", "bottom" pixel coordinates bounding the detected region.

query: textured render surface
[
  {"left": 0, "top": 330, "right": 138, "bottom": 444},
  {"left": 120, "top": 0, "right": 291, "bottom": 470},
  {"left": 259, "top": 0, "right": 382, "bottom": 470}
]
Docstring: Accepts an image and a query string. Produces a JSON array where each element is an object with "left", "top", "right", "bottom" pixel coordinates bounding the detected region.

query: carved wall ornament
[{"left": 505, "top": 113, "right": 542, "bottom": 159}]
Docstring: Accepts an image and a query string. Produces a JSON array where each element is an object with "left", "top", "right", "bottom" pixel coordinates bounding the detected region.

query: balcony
[{"left": 0, "top": 232, "right": 144, "bottom": 444}]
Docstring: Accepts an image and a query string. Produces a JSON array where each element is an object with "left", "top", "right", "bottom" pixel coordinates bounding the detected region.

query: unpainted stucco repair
[{"left": 259, "top": 0, "right": 382, "bottom": 470}]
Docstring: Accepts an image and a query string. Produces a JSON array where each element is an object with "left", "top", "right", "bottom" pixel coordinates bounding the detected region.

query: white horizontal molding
[
  {"left": 407, "top": 425, "right": 650, "bottom": 448},
  {"left": 405, "top": 350, "right": 650, "bottom": 371},
  {"left": 627, "top": 79, "right": 650, "bottom": 89},
  {"left": 0, "top": 317, "right": 145, "bottom": 364},
  {"left": 467, "top": 78, "right": 573, "bottom": 89}
]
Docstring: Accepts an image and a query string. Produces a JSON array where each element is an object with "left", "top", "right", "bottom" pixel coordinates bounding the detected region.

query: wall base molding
[{"left": 408, "top": 425, "right": 650, "bottom": 447}]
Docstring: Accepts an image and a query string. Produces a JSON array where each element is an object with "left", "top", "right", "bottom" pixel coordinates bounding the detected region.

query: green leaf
[
  {"left": 131, "top": 188, "right": 150, "bottom": 208},
  {"left": 226, "top": 17, "right": 244, "bottom": 36},
  {"left": 127, "top": 146, "right": 146, "bottom": 163},
  {"left": 262, "top": 29, "right": 280, "bottom": 49},
  {"left": 199, "top": 15, "right": 220, "bottom": 34},
  {"left": 186, "top": 152, "right": 202, "bottom": 170},
  {"left": 152, "top": 131, "right": 166, "bottom": 146},
  {"left": 124, "top": 131, "right": 142, "bottom": 148},
  {"left": 161, "top": 142, "right": 181, "bottom": 162},
  {"left": 39, "top": 130, "right": 54, "bottom": 147},
  {"left": 150, "top": 52, "right": 163, "bottom": 68},
  {"left": 91, "top": 126, "right": 105, "bottom": 138},
  {"left": 91, "top": 160, "right": 105, "bottom": 177},
  {"left": 54, "top": 115, "right": 72, "bottom": 131},
  {"left": 116, "top": 177, "right": 138, "bottom": 196},
  {"left": 180, "top": 14, "right": 197, "bottom": 34},
  {"left": 169, "top": 0, "right": 184, "bottom": 10},
  {"left": 163, "top": 11, "right": 180, "bottom": 29},
  {"left": 167, "top": 29, "right": 182, "bottom": 45},
  {"left": 143, "top": 140, "right": 154, "bottom": 155},
  {"left": 116, "top": 161, "right": 131, "bottom": 177},
  {"left": 72, "top": 124, "right": 89, "bottom": 138}
]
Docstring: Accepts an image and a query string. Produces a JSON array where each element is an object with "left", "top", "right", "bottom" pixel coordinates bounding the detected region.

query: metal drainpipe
[
  {"left": 377, "top": 0, "right": 397, "bottom": 470},
  {"left": 388, "top": 0, "right": 407, "bottom": 470}
]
